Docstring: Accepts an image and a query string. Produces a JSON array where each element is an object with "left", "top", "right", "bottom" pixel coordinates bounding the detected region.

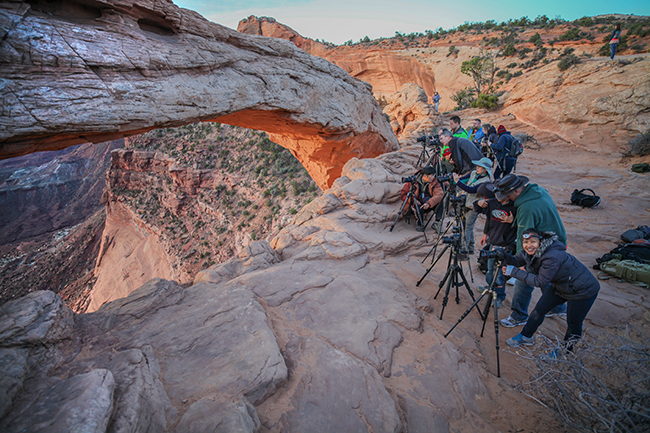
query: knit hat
[
  {"left": 493, "top": 174, "right": 529, "bottom": 200},
  {"left": 471, "top": 157, "right": 493, "bottom": 177},
  {"left": 497, "top": 125, "right": 507, "bottom": 135}
]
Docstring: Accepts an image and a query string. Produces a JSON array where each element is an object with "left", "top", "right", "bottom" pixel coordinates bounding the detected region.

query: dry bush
[
  {"left": 623, "top": 130, "right": 650, "bottom": 157},
  {"left": 513, "top": 327, "right": 650, "bottom": 432}
]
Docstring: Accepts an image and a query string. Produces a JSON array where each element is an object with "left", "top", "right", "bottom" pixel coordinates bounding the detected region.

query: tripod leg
[
  {"left": 444, "top": 288, "right": 489, "bottom": 338},
  {"left": 390, "top": 195, "right": 411, "bottom": 232},
  {"left": 417, "top": 244, "right": 450, "bottom": 287},
  {"left": 455, "top": 260, "right": 483, "bottom": 319},
  {"left": 494, "top": 291, "right": 501, "bottom": 378},
  {"left": 439, "top": 268, "right": 455, "bottom": 320},
  {"left": 480, "top": 291, "right": 493, "bottom": 337}
]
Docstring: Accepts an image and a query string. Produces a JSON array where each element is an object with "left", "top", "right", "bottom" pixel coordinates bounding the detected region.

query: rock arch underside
[{"left": 0, "top": 0, "right": 398, "bottom": 190}]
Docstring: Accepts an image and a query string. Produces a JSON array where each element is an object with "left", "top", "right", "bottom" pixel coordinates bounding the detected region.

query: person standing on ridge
[
  {"left": 433, "top": 91, "right": 440, "bottom": 112},
  {"left": 609, "top": 24, "right": 622, "bottom": 60}
]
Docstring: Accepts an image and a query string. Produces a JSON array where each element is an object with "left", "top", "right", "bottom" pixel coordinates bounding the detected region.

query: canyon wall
[
  {"left": 238, "top": 16, "right": 438, "bottom": 100},
  {"left": 0, "top": 0, "right": 398, "bottom": 189}
]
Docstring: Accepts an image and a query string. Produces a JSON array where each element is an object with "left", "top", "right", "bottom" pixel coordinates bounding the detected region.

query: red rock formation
[
  {"left": 237, "top": 16, "right": 438, "bottom": 100},
  {"left": 0, "top": 0, "right": 398, "bottom": 190}
]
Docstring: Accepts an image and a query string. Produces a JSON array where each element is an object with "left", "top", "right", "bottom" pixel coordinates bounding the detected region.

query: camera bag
[
  {"left": 570, "top": 188, "right": 601, "bottom": 208},
  {"left": 621, "top": 225, "right": 650, "bottom": 243},
  {"left": 508, "top": 136, "right": 524, "bottom": 158},
  {"left": 598, "top": 258, "right": 650, "bottom": 288}
]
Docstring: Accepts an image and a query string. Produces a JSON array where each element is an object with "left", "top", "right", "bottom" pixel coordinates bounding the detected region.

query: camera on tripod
[
  {"left": 442, "top": 233, "right": 461, "bottom": 245},
  {"left": 401, "top": 175, "right": 418, "bottom": 184},
  {"left": 436, "top": 174, "right": 452, "bottom": 183},
  {"left": 449, "top": 194, "right": 466, "bottom": 203},
  {"left": 479, "top": 247, "right": 506, "bottom": 261},
  {"left": 416, "top": 134, "right": 442, "bottom": 146}
]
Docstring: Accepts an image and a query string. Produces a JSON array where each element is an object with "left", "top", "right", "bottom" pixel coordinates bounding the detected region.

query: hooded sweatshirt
[
  {"left": 505, "top": 233, "right": 599, "bottom": 301},
  {"left": 513, "top": 183, "right": 567, "bottom": 252}
]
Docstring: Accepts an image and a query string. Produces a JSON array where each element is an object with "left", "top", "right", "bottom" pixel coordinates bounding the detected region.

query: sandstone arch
[{"left": 0, "top": 0, "right": 398, "bottom": 189}]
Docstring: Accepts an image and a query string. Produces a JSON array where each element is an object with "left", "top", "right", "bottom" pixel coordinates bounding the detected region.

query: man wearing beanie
[{"left": 491, "top": 125, "right": 517, "bottom": 180}]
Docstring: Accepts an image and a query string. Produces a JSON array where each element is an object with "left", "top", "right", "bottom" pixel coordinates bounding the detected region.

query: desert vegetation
[{"left": 119, "top": 123, "right": 321, "bottom": 277}]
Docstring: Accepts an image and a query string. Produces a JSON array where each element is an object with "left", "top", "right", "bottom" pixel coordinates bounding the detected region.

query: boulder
[
  {"left": 0, "top": 0, "right": 398, "bottom": 189},
  {"left": 384, "top": 83, "right": 443, "bottom": 146},
  {"left": 174, "top": 397, "right": 260, "bottom": 433}
]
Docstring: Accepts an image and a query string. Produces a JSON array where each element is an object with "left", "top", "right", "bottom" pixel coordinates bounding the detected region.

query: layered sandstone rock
[
  {"left": 0, "top": 0, "right": 398, "bottom": 189},
  {"left": 384, "top": 83, "right": 442, "bottom": 146},
  {"left": 237, "top": 16, "right": 438, "bottom": 100},
  {"left": 503, "top": 57, "right": 650, "bottom": 154}
]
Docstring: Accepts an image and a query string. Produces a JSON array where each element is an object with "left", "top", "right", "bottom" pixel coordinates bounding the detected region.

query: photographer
[
  {"left": 439, "top": 129, "right": 483, "bottom": 174},
  {"left": 467, "top": 119, "right": 484, "bottom": 145},
  {"left": 452, "top": 157, "right": 493, "bottom": 254},
  {"left": 502, "top": 228, "right": 600, "bottom": 348},
  {"left": 474, "top": 183, "right": 517, "bottom": 308},
  {"left": 400, "top": 166, "right": 444, "bottom": 230},
  {"left": 492, "top": 125, "right": 517, "bottom": 180}
]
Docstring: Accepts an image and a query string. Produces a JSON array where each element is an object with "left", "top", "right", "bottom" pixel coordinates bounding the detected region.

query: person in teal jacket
[{"left": 492, "top": 174, "right": 567, "bottom": 327}]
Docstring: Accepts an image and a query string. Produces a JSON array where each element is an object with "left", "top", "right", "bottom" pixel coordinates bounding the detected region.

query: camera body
[
  {"left": 449, "top": 194, "right": 467, "bottom": 203},
  {"left": 401, "top": 175, "right": 418, "bottom": 184},
  {"left": 479, "top": 247, "right": 506, "bottom": 261},
  {"left": 436, "top": 174, "right": 452, "bottom": 183},
  {"left": 442, "top": 233, "right": 461, "bottom": 245},
  {"left": 417, "top": 134, "right": 441, "bottom": 146}
]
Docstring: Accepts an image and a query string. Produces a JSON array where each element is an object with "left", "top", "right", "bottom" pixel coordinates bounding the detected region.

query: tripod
[
  {"left": 416, "top": 233, "right": 480, "bottom": 320},
  {"left": 390, "top": 180, "right": 428, "bottom": 243},
  {"left": 444, "top": 256, "right": 504, "bottom": 377}
]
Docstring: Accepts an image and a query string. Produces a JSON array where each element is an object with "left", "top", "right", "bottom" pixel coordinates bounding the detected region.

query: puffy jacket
[
  {"left": 514, "top": 183, "right": 567, "bottom": 252},
  {"left": 400, "top": 176, "right": 444, "bottom": 209},
  {"left": 505, "top": 233, "right": 600, "bottom": 301}
]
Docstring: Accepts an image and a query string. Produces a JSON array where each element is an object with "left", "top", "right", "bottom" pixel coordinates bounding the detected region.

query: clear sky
[{"left": 173, "top": 0, "right": 650, "bottom": 45}]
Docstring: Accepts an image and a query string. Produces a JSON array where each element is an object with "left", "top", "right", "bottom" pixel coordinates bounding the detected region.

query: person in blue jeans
[
  {"left": 502, "top": 228, "right": 600, "bottom": 348},
  {"left": 473, "top": 183, "right": 516, "bottom": 307},
  {"left": 493, "top": 174, "right": 567, "bottom": 327}
]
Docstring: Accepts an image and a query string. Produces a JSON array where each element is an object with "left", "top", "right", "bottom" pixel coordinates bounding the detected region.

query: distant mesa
[{"left": 0, "top": 0, "right": 398, "bottom": 190}]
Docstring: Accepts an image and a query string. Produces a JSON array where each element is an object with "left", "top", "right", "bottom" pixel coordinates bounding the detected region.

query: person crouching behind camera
[
  {"left": 502, "top": 228, "right": 600, "bottom": 349},
  {"left": 474, "top": 183, "right": 517, "bottom": 308},
  {"left": 451, "top": 157, "right": 493, "bottom": 254},
  {"left": 400, "top": 166, "right": 444, "bottom": 231}
]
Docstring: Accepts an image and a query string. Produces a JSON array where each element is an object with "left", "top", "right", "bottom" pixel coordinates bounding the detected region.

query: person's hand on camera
[
  {"left": 478, "top": 199, "right": 488, "bottom": 208},
  {"left": 421, "top": 202, "right": 430, "bottom": 210}
]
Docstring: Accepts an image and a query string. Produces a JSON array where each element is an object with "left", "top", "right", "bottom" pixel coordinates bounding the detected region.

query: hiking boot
[
  {"left": 506, "top": 333, "right": 535, "bottom": 347},
  {"left": 500, "top": 315, "right": 527, "bottom": 328},
  {"left": 545, "top": 311, "right": 567, "bottom": 318}
]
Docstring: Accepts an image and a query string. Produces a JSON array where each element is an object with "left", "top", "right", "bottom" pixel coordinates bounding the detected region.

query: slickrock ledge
[{"left": 0, "top": 0, "right": 398, "bottom": 189}]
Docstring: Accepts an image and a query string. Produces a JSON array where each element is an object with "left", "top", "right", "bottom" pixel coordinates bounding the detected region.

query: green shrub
[
  {"left": 558, "top": 54, "right": 581, "bottom": 71},
  {"left": 470, "top": 93, "right": 499, "bottom": 110},
  {"left": 503, "top": 43, "right": 517, "bottom": 56}
]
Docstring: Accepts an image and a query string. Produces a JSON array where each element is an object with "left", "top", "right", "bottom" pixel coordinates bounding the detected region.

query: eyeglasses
[{"left": 522, "top": 233, "right": 541, "bottom": 239}]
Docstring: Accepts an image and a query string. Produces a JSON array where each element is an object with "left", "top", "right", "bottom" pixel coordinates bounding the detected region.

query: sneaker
[
  {"left": 545, "top": 311, "right": 567, "bottom": 318},
  {"left": 500, "top": 315, "right": 527, "bottom": 328},
  {"left": 495, "top": 298, "right": 504, "bottom": 308},
  {"left": 506, "top": 333, "right": 535, "bottom": 347}
]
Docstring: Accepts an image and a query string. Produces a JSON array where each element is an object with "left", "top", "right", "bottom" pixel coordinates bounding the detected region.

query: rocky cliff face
[
  {"left": 0, "top": 140, "right": 122, "bottom": 246},
  {"left": 238, "top": 16, "right": 438, "bottom": 100},
  {"left": 0, "top": 0, "right": 398, "bottom": 189}
]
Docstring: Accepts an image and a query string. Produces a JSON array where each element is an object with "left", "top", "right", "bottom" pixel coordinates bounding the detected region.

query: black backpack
[
  {"left": 594, "top": 243, "right": 650, "bottom": 268},
  {"left": 571, "top": 188, "right": 601, "bottom": 208},
  {"left": 621, "top": 226, "right": 650, "bottom": 243},
  {"left": 508, "top": 136, "right": 524, "bottom": 158}
]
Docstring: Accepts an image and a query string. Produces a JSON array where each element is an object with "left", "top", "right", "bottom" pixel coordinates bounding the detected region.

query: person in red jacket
[{"left": 400, "top": 166, "right": 444, "bottom": 231}]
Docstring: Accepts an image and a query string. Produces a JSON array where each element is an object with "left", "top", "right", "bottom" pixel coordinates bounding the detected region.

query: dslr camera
[
  {"left": 449, "top": 194, "right": 467, "bottom": 203},
  {"left": 401, "top": 175, "right": 418, "bottom": 184},
  {"left": 442, "top": 233, "right": 461, "bottom": 245},
  {"left": 479, "top": 247, "right": 506, "bottom": 261},
  {"left": 436, "top": 174, "right": 452, "bottom": 183}
]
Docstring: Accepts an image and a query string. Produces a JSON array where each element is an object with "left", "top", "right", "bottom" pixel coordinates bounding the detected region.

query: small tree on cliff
[{"left": 460, "top": 46, "right": 497, "bottom": 95}]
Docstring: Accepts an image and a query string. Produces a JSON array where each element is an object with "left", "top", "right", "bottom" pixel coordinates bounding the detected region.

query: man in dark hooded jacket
[
  {"left": 491, "top": 125, "right": 517, "bottom": 179},
  {"left": 440, "top": 129, "right": 483, "bottom": 174}
]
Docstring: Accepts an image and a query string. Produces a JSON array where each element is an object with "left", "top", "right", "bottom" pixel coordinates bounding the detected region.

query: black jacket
[
  {"left": 449, "top": 137, "right": 483, "bottom": 174},
  {"left": 505, "top": 233, "right": 600, "bottom": 301},
  {"left": 473, "top": 198, "right": 517, "bottom": 249}
]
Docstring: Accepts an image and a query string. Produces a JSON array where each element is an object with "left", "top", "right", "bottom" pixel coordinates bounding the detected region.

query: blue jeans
[
  {"left": 435, "top": 102, "right": 439, "bottom": 111},
  {"left": 486, "top": 256, "right": 506, "bottom": 301},
  {"left": 521, "top": 285, "right": 598, "bottom": 341},
  {"left": 510, "top": 279, "right": 566, "bottom": 322},
  {"left": 464, "top": 208, "right": 478, "bottom": 252},
  {"left": 610, "top": 43, "right": 617, "bottom": 59}
]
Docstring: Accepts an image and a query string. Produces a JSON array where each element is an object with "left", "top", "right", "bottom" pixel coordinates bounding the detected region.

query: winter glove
[{"left": 504, "top": 265, "right": 515, "bottom": 276}]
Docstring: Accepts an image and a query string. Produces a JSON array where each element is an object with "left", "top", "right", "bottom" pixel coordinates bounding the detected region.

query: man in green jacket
[{"left": 493, "top": 174, "right": 567, "bottom": 327}]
